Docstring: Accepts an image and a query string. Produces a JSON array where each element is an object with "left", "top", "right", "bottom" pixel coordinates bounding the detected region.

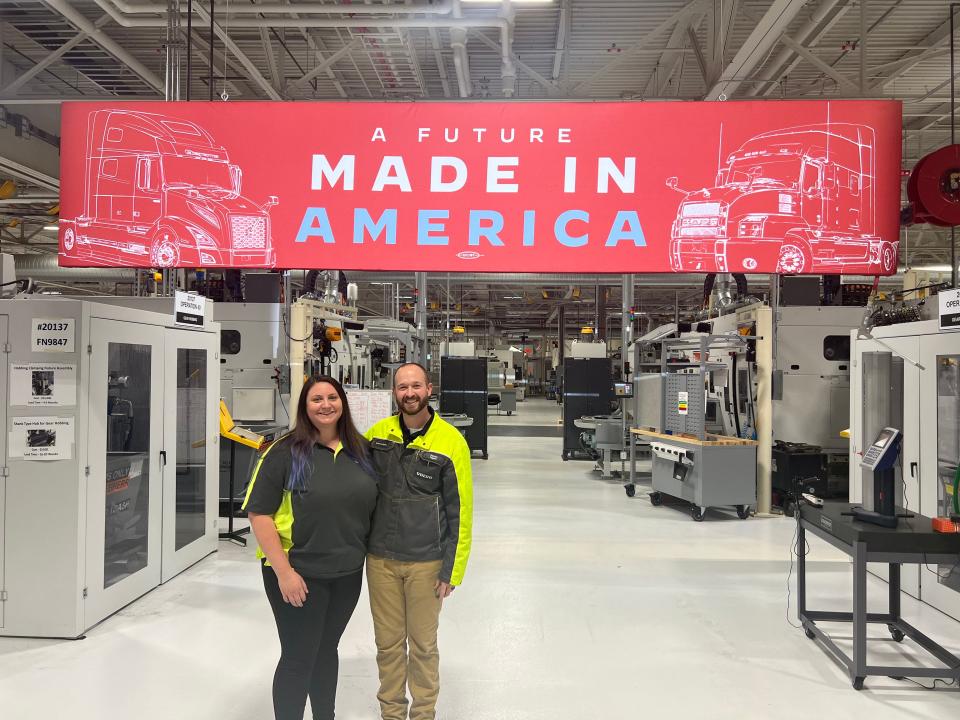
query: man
[{"left": 365, "top": 362, "right": 473, "bottom": 720}]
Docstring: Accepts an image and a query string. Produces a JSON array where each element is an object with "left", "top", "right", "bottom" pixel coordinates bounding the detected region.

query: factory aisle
[{"left": 1, "top": 432, "right": 958, "bottom": 719}]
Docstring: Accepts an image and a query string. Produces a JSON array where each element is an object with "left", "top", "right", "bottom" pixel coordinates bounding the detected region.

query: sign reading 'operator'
[{"left": 57, "top": 100, "right": 902, "bottom": 275}]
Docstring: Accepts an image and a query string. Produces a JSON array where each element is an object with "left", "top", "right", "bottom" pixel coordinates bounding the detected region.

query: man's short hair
[{"left": 393, "top": 362, "right": 431, "bottom": 387}]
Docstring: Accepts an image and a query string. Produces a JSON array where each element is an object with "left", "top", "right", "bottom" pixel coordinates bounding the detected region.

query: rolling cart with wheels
[{"left": 634, "top": 428, "right": 757, "bottom": 521}]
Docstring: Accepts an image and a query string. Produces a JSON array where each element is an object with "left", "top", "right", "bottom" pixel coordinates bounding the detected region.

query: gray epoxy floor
[{"left": 2, "top": 399, "right": 958, "bottom": 718}]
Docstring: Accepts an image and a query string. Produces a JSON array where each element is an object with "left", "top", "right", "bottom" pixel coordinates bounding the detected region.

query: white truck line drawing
[
  {"left": 666, "top": 123, "right": 897, "bottom": 275},
  {"left": 61, "top": 109, "right": 278, "bottom": 268}
]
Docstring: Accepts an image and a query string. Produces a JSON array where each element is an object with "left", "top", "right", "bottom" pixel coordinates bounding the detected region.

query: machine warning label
[
  {"left": 31, "top": 318, "right": 75, "bottom": 353},
  {"left": 678, "top": 391, "right": 689, "bottom": 416}
]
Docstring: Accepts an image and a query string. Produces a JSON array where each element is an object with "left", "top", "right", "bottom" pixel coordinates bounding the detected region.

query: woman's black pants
[{"left": 262, "top": 564, "right": 363, "bottom": 720}]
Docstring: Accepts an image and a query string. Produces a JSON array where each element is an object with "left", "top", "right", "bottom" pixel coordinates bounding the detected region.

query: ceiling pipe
[
  {"left": 102, "top": 0, "right": 454, "bottom": 16},
  {"left": 498, "top": 0, "right": 517, "bottom": 97},
  {"left": 89, "top": 0, "right": 512, "bottom": 77},
  {"left": 13, "top": 254, "right": 137, "bottom": 282},
  {"left": 450, "top": 0, "right": 472, "bottom": 98}
]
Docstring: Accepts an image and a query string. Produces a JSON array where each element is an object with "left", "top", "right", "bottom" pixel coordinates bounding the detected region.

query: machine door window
[
  {"left": 104, "top": 342, "right": 152, "bottom": 588},
  {"left": 174, "top": 349, "right": 207, "bottom": 550},
  {"left": 937, "top": 355, "right": 960, "bottom": 593},
  {"left": 823, "top": 335, "right": 851, "bottom": 362}
]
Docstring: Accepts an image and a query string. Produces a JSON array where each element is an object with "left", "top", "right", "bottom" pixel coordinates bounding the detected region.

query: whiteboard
[{"left": 347, "top": 390, "right": 394, "bottom": 433}]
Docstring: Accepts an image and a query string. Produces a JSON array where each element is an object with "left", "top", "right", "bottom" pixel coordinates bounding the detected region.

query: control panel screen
[
  {"left": 614, "top": 382, "right": 633, "bottom": 398},
  {"left": 873, "top": 428, "right": 895, "bottom": 448}
]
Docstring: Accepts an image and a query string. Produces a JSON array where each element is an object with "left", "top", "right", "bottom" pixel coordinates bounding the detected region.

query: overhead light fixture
[
  {"left": 908, "top": 265, "right": 957, "bottom": 272},
  {"left": 503, "top": 295, "right": 523, "bottom": 299},
  {"left": 44, "top": 225, "right": 59, "bottom": 230}
]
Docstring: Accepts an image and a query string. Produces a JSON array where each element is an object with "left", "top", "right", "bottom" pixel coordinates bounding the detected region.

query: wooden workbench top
[{"left": 630, "top": 426, "right": 759, "bottom": 447}]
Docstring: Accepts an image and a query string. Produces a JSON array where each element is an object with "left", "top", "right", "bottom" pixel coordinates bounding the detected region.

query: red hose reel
[{"left": 906, "top": 144, "right": 960, "bottom": 226}]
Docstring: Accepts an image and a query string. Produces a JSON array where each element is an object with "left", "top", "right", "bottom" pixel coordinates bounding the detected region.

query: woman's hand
[{"left": 277, "top": 568, "right": 309, "bottom": 607}]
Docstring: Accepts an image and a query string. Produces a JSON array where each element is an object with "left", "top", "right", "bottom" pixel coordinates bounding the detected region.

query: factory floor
[{"left": 2, "top": 397, "right": 959, "bottom": 718}]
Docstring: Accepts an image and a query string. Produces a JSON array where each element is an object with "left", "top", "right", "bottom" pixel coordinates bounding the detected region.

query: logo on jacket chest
[{"left": 415, "top": 471, "right": 432, "bottom": 481}]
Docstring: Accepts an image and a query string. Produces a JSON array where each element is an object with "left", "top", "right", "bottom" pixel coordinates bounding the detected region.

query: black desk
[{"left": 797, "top": 501, "right": 960, "bottom": 690}]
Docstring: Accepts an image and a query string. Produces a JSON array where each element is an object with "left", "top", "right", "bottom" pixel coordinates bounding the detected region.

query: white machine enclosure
[
  {"left": 215, "top": 302, "right": 288, "bottom": 425},
  {"left": 569, "top": 340, "right": 607, "bottom": 359},
  {"left": 0, "top": 299, "right": 220, "bottom": 638},
  {"left": 771, "top": 307, "right": 864, "bottom": 452},
  {"left": 851, "top": 319, "right": 960, "bottom": 622}
]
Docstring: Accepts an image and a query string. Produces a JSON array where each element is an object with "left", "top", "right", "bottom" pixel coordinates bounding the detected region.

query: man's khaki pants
[{"left": 366, "top": 555, "right": 443, "bottom": 720}]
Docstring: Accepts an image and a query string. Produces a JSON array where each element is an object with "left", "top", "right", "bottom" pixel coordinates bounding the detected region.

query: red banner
[{"left": 58, "top": 100, "right": 902, "bottom": 274}]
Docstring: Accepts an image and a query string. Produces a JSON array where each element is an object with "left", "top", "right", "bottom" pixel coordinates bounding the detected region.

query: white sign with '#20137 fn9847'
[
  {"left": 939, "top": 289, "right": 960, "bottom": 332},
  {"left": 31, "top": 318, "right": 75, "bottom": 353}
]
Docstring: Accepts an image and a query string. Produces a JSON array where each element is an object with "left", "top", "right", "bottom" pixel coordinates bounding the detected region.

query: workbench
[
  {"left": 797, "top": 501, "right": 960, "bottom": 690},
  {"left": 631, "top": 427, "right": 757, "bottom": 521}
]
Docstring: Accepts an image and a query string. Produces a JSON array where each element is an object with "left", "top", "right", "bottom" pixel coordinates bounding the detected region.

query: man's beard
[{"left": 399, "top": 395, "right": 428, "bottom": 415}]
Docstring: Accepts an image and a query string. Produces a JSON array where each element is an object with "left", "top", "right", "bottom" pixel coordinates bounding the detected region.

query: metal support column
[
  {"left": 161, "top": 1, "right": 182, "bottom": 296},
  {"left": 951, "top": 4, "right": 957, "bottom": 287},
  {"left": 852, "top": 541, "right": 868, "bottom": 683},
  {"left": 415, "top": 271, "right": 428, "bottom": 365},
  {"left": 620, "top": 274, "right": 633, "bottom": 381}
]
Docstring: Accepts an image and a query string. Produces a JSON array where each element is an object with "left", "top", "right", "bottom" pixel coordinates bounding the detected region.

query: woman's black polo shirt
[{"left": 243, "top": 435, "right": 378, "bottom": 579}]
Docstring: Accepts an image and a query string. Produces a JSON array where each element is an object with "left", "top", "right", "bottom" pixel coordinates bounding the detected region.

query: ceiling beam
[
  {"left": 749, "top": 0, "right": 846, "bottom": 98},
  {"left": 260, "top": 27, "right": 282, "bottom": 92},
  {"left": 43, "top": 0, "right": 164, "bottom": 93},
  {"left": 193, "top": 3, "right": 281, "bottom": 100},
  {"left": 429, "top": 27, "right": 451, "bottom": 98},
  {"left": 551, "top": 0, "right": 569, "bottom": 83},
  {"left": 571, "top": 0, "right": 708, "bottom": 96},
  {"left": 871, "top": 14, "right": 954, "bottom": 92},
  {"left": 703, "top": 0, "right": 808, "bottom": 100},
  {"left": 651, "top": 9, "right": 706, "bottom": 96},
  {"left": 288, "top": 39, "right": 359, "bottom": 91},
  {"left": 468, "top": 29, "right": 560, "bottom": 97},
  {"left": 0, "top": 30, "right": 88, "bottom": 96},
  {"left": 778, "top": 33, "right": 860, "bottom": 94}
]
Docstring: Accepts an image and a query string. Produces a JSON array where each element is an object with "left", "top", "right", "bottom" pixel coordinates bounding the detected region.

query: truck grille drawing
[
  {"left": 666, "top": 124, "right": 897, "bottom": 275},
  {"left": 59, "top": 110, "right": 278, "bottom": 268}
]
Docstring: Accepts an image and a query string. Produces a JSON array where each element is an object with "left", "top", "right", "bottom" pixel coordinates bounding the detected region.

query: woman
[{"left": 243, "top": 375, "right": 378, "bottom": 720}]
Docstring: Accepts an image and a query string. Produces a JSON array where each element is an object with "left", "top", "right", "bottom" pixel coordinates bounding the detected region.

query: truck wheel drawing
[
  {"left": 666, "top": 123, "right": 897, "bottom": 275},
  {"left": 60, "top": 110, "right": 278, "bottom": 268}
]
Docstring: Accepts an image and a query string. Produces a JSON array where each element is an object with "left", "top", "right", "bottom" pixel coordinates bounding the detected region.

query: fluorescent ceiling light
[
  {"left": 503, "top": 295, "right": 523, "bottom": 299},
  {"left": 908, "top": 265, "right": 956, "bottom": 272},
  {"left": 44, "top": 225, "right": 58, "bottom": 230}
]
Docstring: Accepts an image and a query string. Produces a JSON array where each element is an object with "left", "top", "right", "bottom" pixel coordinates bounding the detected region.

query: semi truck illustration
[
  {"left": 666, "top": 124, "right": 897, "bottom": 274},
  {"left": 60, "top": 110, "right": 278, "bottom": 268}
]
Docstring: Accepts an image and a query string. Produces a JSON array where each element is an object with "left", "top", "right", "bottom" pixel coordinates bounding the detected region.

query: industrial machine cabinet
[
  {"left": 772, "top": 441, "right": 828, "bottom": 515},
  {"left": 440, "top": 357, "right": 488, "bottom": 459},
  {"left": 0, "top": 299, "right": 220, "bottom": 638},
  {"left": 636, "top": 429, "right": 757, "bottom": 521},
  {"left": 562, "top": 357, "right": 614, "bottom": 460}
]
